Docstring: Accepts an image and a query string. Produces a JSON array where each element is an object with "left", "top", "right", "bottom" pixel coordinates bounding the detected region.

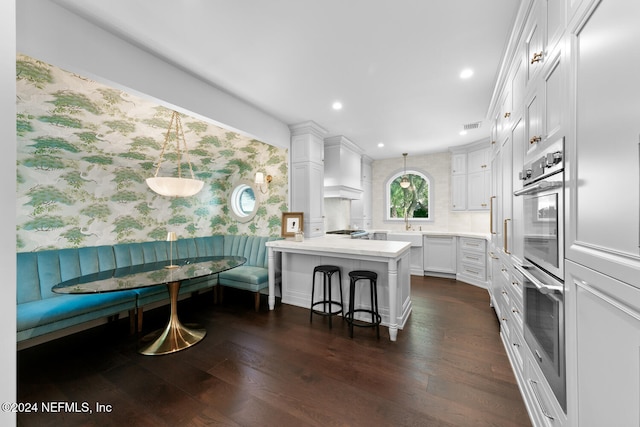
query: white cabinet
[
  {"left": 451, "top": 174, "right": 467, "bottom": 210},
  {"left": 289, "top": 121, "right": 327, "bottom": 237},
  {"left": 423, "top": 235, "right": 456, "bottom": 276},
  {"left": 567, "top": 0, "right": 640, "bottom": 286},
  {"left": 563, "top": 1, "right": 640, "bottom": 425},
  {"left": 467, "top": 148, "right": 490, "bottom": 173},
  {"left": 467, "top": 170, "right": 491, "bottom": 210},
  {"left": 451, "top": 152, "right": 467, "bottom": 211},
  {"left": 451, "top": 153, "right": 466, "bottom": 175},
  {"left": 449, "top": 143, "right": 491, "bottom": 211},
  {"left": 456, "top": 237, "right": 487, "bottom": 287},
  {"left": 351, "top": 155, "right": 373, "bottom": 229},
  {"left": 565, "top": 260, "right": 640, "bottom": 427},
  {"left": 487, "top": 0, "right": 640, "bottom": 425},
  {"left": 466, "top": 146, "right": 491, "bottom": 210}
]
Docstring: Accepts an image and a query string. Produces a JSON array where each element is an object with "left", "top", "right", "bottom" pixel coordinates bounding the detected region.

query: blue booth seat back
[
  {"left": 223, "top": 235, "right": 272, "bottom": 268},
  {"left": 174, "top": 238, "right": 199, "bottom": 259},
  {"left": 16, "top": 253, "right": 40, "bottom": 304}
]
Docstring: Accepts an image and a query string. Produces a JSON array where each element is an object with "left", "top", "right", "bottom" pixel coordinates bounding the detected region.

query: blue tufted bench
[{"left": 17, "top": 235, "right": 281, "bottom": 348}]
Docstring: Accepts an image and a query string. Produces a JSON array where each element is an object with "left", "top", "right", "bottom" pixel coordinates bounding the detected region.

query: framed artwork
[{"left": 281, "top": 212, "right": 304, "bottom": 238}]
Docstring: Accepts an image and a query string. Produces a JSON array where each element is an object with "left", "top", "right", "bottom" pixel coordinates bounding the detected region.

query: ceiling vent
[{"left": 463, "top": 121, "right": 482, "bottom": 130}]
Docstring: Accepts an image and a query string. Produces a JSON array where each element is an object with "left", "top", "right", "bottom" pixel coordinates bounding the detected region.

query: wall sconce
[{"left": 255, "top": 172, "right": 272, "bottom": 194}]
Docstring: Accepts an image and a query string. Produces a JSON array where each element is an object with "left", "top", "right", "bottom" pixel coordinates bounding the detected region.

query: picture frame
[{"left": 281, "top": 212, "right": 304, "bottom": 238}]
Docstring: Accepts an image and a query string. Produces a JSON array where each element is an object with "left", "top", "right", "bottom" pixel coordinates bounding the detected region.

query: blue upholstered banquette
[{"left": 17, "top": 235, "right": 280, "bottom": 347}]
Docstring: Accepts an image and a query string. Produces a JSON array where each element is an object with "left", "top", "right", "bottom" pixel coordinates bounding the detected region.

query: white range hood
[{"left": 324, "top": 135, "right": 363, "bottom": 199}]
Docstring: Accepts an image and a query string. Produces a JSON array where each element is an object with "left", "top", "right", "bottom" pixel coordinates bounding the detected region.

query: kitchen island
[{"left": 266, "top": 236, "right": 411, "bottom": 341}]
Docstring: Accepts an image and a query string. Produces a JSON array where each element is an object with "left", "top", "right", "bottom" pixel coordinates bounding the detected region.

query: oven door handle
[
  {"left": 513, "top": 180, "right": 562, "bottom": 196},
  {"left": 514, "top": 264, "right": 564, "bottom": 294}
]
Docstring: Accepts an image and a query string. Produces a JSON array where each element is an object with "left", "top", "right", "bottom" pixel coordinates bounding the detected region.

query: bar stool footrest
[
  {"left": 344, "top": 309, "right": 381, "bottom": 328},
  {"left": 311, "top": 300, "right": 344, "bottom": 316}
]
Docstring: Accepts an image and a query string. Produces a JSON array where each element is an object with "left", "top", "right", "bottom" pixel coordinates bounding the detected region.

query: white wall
[
  {"left": 372, "top": 151, "right": 489, "bottom": 233},
  {"left": 16, "top": 0, "right": 291, "bottom": 151},
  {"left": 2, "top": 2, "right": 17, "bottom": 424}
]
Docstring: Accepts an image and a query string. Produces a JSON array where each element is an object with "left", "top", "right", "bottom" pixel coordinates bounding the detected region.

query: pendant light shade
[
  {"left": 145, "top": 176, "right": 204, "bottom": 197},
  {"left": 400, "top": 153, "right": 411, "bottom": 188},
  {"left": 146, "top": 110, "right": 204, "bottom": 197}
]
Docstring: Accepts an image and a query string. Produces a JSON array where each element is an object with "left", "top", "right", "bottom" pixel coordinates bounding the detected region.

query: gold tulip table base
[{"left": 138, "top": 281, "right": 206, "bottom": 355}]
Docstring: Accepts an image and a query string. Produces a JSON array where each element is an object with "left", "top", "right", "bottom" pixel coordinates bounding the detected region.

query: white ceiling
[{"left": 54, "top": 0, "right": 521, "bottom": 160}]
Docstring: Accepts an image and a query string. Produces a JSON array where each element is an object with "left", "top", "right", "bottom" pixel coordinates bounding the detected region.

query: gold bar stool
[
  {"left": 345, "top": 270, "right": 381, "bottom": 339},
  {"left": 309, "top": 265, "right": 343, "bottom": 329}
]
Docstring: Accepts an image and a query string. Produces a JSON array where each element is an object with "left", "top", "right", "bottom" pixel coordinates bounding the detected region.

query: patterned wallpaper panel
[{"left": 16, "top": 54, "right": 289, "bottom": 252}]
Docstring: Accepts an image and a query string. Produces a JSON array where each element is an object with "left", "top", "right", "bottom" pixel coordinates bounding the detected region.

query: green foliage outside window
[{"left": 389, "top": 173, "right": 429, "bottom": 219}]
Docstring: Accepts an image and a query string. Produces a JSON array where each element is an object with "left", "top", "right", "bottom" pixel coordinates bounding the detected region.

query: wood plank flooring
[{"left": 17, "top": 276, "right": 531, "bottom": 426}]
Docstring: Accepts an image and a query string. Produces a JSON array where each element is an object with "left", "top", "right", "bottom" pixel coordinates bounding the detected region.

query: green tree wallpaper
[{"left": 16, "top": 54, "right": 289, "bottom": 252}]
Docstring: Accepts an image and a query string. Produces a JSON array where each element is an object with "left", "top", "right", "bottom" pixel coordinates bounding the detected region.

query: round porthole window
[{"left": 229, "top": 182, "right": 259, "bottom": 222}]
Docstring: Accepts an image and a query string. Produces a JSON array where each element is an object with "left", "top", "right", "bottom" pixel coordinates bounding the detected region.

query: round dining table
[{"left": 53, "top": 255, "right": 247, "bottom": 355}]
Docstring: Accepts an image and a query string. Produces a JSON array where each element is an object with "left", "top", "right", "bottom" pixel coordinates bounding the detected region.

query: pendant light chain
[
  {"left": 152, "top": 111, "right": 197, "bottom": 180},
  {"left": 174, "top": 111, "right": 197, "bottom": 180}
]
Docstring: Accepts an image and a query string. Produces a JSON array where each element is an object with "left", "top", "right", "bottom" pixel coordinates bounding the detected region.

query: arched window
[{"left": 385, "top": 170, "right": 432, "bottom": 221}]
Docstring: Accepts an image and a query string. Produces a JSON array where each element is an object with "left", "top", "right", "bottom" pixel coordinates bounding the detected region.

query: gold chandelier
[{"left": 146, "top": 110, "right": 204, "bottom": 197}]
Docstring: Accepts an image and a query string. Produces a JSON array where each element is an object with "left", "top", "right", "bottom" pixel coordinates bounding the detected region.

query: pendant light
[
  {"left": 146, "top": 111, "right": 204, "bottom": 197},
  {"left": 400, "top": 153, "right": 410, "bottom": 188}
]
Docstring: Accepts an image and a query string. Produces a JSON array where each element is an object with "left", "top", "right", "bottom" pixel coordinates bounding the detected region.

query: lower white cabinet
[
  {"left": 456, "top": 237, "right": 487, "bottom": 287},
  {"left": 423, "top": 235, "right": 456, "bottom": 276},
  {"left": 565, "top": 260, "right": 640, "bottom": 427},
  {"left": 387, "top": 233, "right": 424, "bottom": 276}
]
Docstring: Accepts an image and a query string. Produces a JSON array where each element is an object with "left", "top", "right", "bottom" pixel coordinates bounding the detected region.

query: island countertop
[{"left": 265, "top": 235, "right": 411, "bottom": 258}]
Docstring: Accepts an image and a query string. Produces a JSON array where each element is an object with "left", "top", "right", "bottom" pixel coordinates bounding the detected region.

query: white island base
[{"left": 266, "top": 237, "right": 412, "bottom": 341}]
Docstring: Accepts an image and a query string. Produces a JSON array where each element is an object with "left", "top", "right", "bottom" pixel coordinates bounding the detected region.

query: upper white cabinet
[
  {"left": 289, "top": 121, "right": 327, "bottom": 237},
  {"left": 467, "top": 147, "right": 490, "bottom": 173},
  {"left": 351, "top": 156, "right": 373, "bottom": 229},
  {"left": 450, "top": 142, "right": 491, "bottom": 211},
  {"left": 467, "top": 170, "right": 491, "bottom": 211},
  {"left": 451, "top": 153, "right": 467, "bottom": 175},
  {"left": 451, "top": 175, "right": 467, "bottom": 211}
]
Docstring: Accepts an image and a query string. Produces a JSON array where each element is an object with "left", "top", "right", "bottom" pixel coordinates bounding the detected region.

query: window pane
[
  {"left": 238, "top": 187, "right": 256, "bottom": 215},
  {"left": 388, "top": 173, "right": 429, "bottom": 219}
]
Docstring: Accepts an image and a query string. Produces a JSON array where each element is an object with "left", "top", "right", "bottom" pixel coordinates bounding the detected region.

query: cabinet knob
[
  {"left": 529, "top": 136, "right": 542, "bottom": 145},
  {"left": 531, "top": 51, "right": 543, "bottom": 64},
  {"left": 504, "top": 112, "right": 511, "bottom": 118}
]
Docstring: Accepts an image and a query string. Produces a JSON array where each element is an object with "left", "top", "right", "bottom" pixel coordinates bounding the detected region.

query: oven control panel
[{"left": 520, "top": 138, "right": 564, "bottom": 184}]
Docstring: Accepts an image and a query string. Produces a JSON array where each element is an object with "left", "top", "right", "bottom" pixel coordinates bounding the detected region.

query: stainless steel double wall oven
[{"left": 514, "top": 136, "right": 566, "bottom": 411}]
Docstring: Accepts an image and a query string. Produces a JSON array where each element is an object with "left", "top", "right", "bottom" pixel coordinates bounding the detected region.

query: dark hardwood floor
[{"left": 17, "top": 276, "right": 531, "bottom": 426}]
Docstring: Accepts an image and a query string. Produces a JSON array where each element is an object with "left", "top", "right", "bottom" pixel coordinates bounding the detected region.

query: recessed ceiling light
[
  {"left": 460, "top": 69, "right": 474, "bottom": 79},
  {"left": 459, "top": 130, "right": 468, "bottom": 136},
  {"left": 332, "top": 101, "right": 343, "bottom": 110},
  {"left": 378, "top": 143, "right": 384, "bottom": 148}
]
